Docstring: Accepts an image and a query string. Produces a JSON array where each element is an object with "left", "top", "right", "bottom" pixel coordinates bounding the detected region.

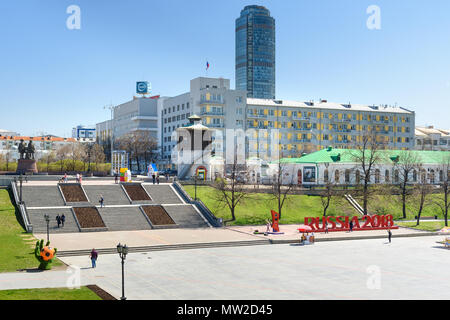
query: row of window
[
  {"left": 164, "top": 103, "right": 189, "bottom": 115},
  {"left": 324, "top": 168, "right": 449, "bottom": 184},
  {"left": 164, "top": 113, "right": 190, "bottom": 124}
]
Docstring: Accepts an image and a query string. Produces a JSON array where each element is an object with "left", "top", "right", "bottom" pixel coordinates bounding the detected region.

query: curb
[{"left": 57, "top": 231, "right": 439, "bottom": 257}]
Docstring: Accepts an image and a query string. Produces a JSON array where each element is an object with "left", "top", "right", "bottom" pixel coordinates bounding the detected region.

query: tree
[
  {"left": 270, "top": 159, "right": 296, "bottom": 220},
  {"left": 117, "top": 131, "right": 158, "bottom": 172},
  {"left": 411, "top": 183, "right": 433, "bottom": 226},
  {"left": 91, "top": 144, "right": 106, "bottom": 171},
  {"left": 212, "top": 155, "right": 249, "bottom": 225},
  {"left": 4, "top": 143, "right": 12, "bottom": 172},
  {"left": 348, "top": 131, "right": 386, "bottom": 215},
  {"left": 393, "top": 151, "right": 423, "bottom": 219},
  {"left": 434, "top": 154, "right": 450, "bottom": 226},
  {"left": 320, "top": 182, "right": 338, "bottom": 216},
  {"left": 41, "top": 151, "right": 56, "bottom": 172},
  {"left": 56, "top": 144, "right": 71, "bottom": 173}
]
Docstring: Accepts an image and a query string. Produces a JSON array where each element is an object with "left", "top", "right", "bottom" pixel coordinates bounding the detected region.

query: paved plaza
[{"left": 1, "top": 236, "right": 449, "bottom": 300}]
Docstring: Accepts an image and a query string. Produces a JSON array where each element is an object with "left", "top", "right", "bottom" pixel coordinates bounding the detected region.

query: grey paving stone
[
  {"left": 142, "top": 185, "right": 183, "bottom": 204},
  {"left": 98, "top": 206, "right": 152, "bottom": 231},
  {"left": 22, "top": 186, "right": 65, "bottom": 207},
  {"left": 28, "top": 208, "right": 79, "bottom": 234},
  {"left": 163, "top": 205, "right": 209, "bottom": 228},
  {"left": 83, "top": 185, "right": 131, "bottom": 206}
]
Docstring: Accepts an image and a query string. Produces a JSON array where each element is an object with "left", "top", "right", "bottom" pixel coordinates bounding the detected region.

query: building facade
[
  {"left": 236, "top": 5, "right": 276, "bottom": 99},
  {"left": 72, "top": 125, "right": 96, "bottom": 143},
  {"left": 271, "top": 148, "right": 450, "bottom": 186},
  {"left": 245, "top": 99, "right": 416, "bottom": 160},
  {"left": 415, "top": 126, "right": 450, "bottom": 151},
  {"left": 0, "top": 135, "right": 77, "bottom": 161}
]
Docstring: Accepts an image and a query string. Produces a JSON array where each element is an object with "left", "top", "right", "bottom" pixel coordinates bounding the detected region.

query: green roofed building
[{"left": 271, "top": 147, "right": 450, "bottom": 186}]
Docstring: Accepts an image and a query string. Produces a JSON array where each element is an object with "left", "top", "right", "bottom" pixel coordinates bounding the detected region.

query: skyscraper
[{"left": 235, "top": 5, "right": 275, "bottom": 99}]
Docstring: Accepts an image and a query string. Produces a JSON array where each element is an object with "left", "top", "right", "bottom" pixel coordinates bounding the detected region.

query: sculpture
[
  {"left": 25, "top": 140, "right": 35, "bottom": 160},
  {"left": 34, "top": 239, "right": 57, "bottom": 270},
  {"left": 18, "top": 139, "right": 26, "bottom": 160}
]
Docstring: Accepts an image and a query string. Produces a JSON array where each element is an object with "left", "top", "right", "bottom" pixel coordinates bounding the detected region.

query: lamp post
[
  {"left": 104, "top": 104, "right": 115, "bottom": 176},
  {"left": 194, "top": 175, "right": 198, "bottom": 201},
  {"left": 44, "top": 214, "right": 50, "bottom": 242},
  {"left": 15, "top": 174, "right": 24, "bottom": 204},
  {"left": 116, "top": 243, "right": 128, "bottom": 300}
]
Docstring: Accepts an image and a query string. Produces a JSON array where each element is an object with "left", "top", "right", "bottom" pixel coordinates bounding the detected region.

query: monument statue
[
  {"left": 25, "top": 140, "right": 35, "bottom": 160},
  {"left": 16, "top": 139, "right": 38, "bottom": 174},
  {"left": 18, "top": 139, "right": 26, "bottom": 160}
]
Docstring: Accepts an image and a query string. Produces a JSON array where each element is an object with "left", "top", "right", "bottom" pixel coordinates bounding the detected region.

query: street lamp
[
  {"left": 14, "top": 174, "right": 25, "bottom": 204},
  {"left": 116, "top": 243, "right": 128, "bottom": 300},
  {"left": 44, "top": 214, "right": 50, "bottom": 242},
  {"left": 193, "top": 175, "right": 198, "bottom": 201},
  {"left": 104, "top": 104, "right": 116, "bottom": 176}
]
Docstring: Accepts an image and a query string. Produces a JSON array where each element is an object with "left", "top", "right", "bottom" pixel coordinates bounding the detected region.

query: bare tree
[
  {"left": 320, "top": 182, "right": 338, "bottom": 216},
  {"left": 4, "top": 144, "right": 13, "bottom": 172},
  {"left": 270, "top": 159, "right": 296, "bottom": 220},
  {"left": 56, "top": 144, "right": 71, "bottom": 173},
  {"left": 411, "top": 183, "right": 433, "bottom": 226},
  {"left": 434, "top": 154, "right": 450, "bottom": 226},
  {"left": 117, "top": 131, "right": 158, "bottom": 172},
  {"left": 41, "top": 151, "right": 56, "bottom": 172},
  {"left": 348, "top": 131, "right": 386, "bottom": 215},
  {"left": 91, "top": 144, "right": 106, "bottom": 171},
  {"left": 212, "top": 156, "right": 249, "bottom": 225},
  {"left": 393, "top": 151, "right": 423, "bottom": 219}
]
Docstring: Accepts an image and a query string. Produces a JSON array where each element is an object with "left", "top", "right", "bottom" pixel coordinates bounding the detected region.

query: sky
[{"left": 0, "top": 0, "right": 449, "bottom": 137}]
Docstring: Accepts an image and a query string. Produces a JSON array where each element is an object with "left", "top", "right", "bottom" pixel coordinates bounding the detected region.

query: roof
[
  {"left": 247, "top": 98, "right": 413, "bottom": 114},
  {"left": 278, "top": 148, "right": 450, "bottom": 165},
  {"left": 0, "top": 135, "right": 77, "bottom": 142}
]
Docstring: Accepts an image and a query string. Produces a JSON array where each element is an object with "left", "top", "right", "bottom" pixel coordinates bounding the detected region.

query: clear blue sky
[{"left": 0, "top": 0, "right": 449, "bottom": 137}]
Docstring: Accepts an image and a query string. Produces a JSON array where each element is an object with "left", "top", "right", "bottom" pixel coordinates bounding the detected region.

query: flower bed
[
  {"left": 73, "top": 207, "right": 106, "bottom": 228},
  {"left": 123, "top": 184, "right": 151, "bottom": 201},
  {"left": 60, "top": 184, "right": 88, "bottom": 202},
  {"left": 141, "top": 206, "right": 175, "bottom": 225}
]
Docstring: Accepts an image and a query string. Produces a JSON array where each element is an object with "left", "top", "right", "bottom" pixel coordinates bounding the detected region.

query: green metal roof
[{"left": 278, "top": 148, "right": 450, "bottom": 165}]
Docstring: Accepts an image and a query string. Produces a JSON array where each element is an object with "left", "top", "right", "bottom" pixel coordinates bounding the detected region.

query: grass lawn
[
  {"left": 367, "top": 193, "right": 444, "bottom": 221},
  {"left": 0, "top": 287, "right": 102, "bottom": 300},
  {"left": 183, "top": 185, "right": 356, "bottom": 225},
  {"left": 396, "top": 220, "right": 448, "bottom": 232},
  {"left": 0, "top": 188, "right": 63, "bottom": 273}
]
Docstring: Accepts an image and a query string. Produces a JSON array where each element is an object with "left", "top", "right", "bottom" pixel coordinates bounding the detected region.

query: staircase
[{"left": 344, "top": 194, "right": 365, "bottom": 216}]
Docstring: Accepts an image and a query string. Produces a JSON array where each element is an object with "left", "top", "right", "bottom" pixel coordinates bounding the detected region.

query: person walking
[
  {"left": 388, "top": 229, "right": 392, "bottom": 243},
  {"left": 56, "top": 214, "right": 61, "bottom": 228},
  {"left": 64, "top": 173, "right": 68, "bottom": 183},
  {"left": 324, "top": 221, "right": 329, "bottom": 234},
  {"left": 115, "top": 172, "right": 119, "bottom": 184},
  {"left": 90, "top": 249, "right": 98, "bottom": 268},
  {"left": 152, "top": 173, "right": 156, "bottom": 184},
  {"left": 99, "top": 195, "right": 104, "bottom": 208},
  {"left": 76, "top": 173, "right": 80, "bottom": 183},
  {"left": 61, "top": 214, "right": 66, "bottom": 228},
  {"left": 349, "top": 220, "right": 353, "bottom": 232},
  {"left": 156, "top": 174, "right": 160, "bottom": 185}
]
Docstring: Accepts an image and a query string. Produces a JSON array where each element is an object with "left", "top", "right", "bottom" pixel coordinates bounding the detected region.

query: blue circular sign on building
[{"left": 136, "top": 81, "right": 150, "bottom": 94}]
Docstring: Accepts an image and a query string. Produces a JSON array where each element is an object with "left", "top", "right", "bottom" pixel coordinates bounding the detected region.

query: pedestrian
[
  {"left": 349, "top": 220, "right": 353, "bottom": 232},
  {"left": 64, "top": 173, "right": 68, "bottom": 183},
  {"left": 56, "top": 214, "right": 61, "bottom": 228},
  {"left": 61, "top": 214, "right": 65, "bottom": 227},
  {"left": 152, "top": 173, "right": 156, "bottom": 184},
  {"left": 265, "top": 219, "right": 271, "bottom": 233},
  {"left": 156, "top": 174, "right": 160, "bottom": 184},
  {"left": 90, "top": 248, "right": 98, "bottom": 268},
  {"left": 99, "top": 195, "right": 104, "bottom": 208},
  {"left": 79, "top": 175, "right": 82, "bottom": 184},
  {"left": 115, "top": 172, "right": 118, "bottom": 184},
  {"left": 76, "top": 173, "right": 80, "bottom": 183},
  {"left": 324, "top": 221, "right": 329, "bottom": 234},
  {"left": 388, "top": 229, "right": 392, "bottom": 243}
]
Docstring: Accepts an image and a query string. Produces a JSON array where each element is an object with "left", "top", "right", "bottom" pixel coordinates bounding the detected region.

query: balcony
[
  {"left": 247, "top": 113, "right": 267, "bottom": 119},
  {"left": 199, "top": 98, "right": 225, "bottom": 105},
  {"left": 200, "top": 110, "right": 225, "bottom": 116},
  {"left": 208, "top": 123, "right": 225, "bottom": 128}
]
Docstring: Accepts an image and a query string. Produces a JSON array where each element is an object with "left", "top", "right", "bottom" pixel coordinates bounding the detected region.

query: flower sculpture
[{"left": 35, "top": 239, "right": 57, "bottom": 270}]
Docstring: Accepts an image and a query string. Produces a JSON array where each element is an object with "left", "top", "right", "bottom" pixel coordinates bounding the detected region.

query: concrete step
[
  {"left": 83, "top": 185, "right": 131, "bottom": 206},
  {"left": 163, "top": 205, "right": 209, "bottom": 228},
  {"left": 28, "top": 208, "right": 80, "bottom": 233},
  {"left": 22, "top": 186, "right": 65, "bottom": 207},
  {"left": 97, "top": 206, "right": 152, "bottom": 231},
  {"left": 142, "top": 185, "right": 184, "bottom": 204},
  {"left": 57, "top": 239, "right": 271, "bottom": 257}
]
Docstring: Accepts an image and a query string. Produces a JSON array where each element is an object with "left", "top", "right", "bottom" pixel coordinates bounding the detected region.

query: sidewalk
[{"left": 33, "top": 224, "right": 437, "bottom": 254}]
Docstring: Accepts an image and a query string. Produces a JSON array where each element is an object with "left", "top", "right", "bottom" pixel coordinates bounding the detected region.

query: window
[
  {"left": 335, "top": 170, "right": 340, "bottom": 183},
  {"left": 375, "top": 169, "right": 380, "bottom": 184},
  {"left": 355, "top": 170, "right": 361, "bottom": 184},
  {"left": 394, "top": 170, "right": 399, "bottom": 183},
  {"left": 345, "top": 169, "right": 350, "bottom": 183},
  {"left": 385, "top": 170, "right": 390, "bottom": 183},
  {"left": 324, "top": 169, "right": 329, "bottom": 182},
  {"left": 187, "top": 103, "right": 189, "bottom": 109}
]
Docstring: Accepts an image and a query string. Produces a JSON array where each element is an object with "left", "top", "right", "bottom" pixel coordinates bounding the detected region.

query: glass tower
[{"left": 236, "top": 5, "right": 275, "bottom": 99}]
